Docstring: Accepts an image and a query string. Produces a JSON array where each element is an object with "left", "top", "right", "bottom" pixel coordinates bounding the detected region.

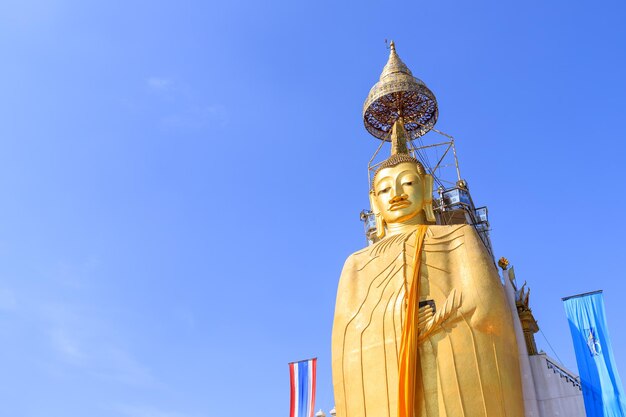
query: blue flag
[{"left": 564, "top": 291, "right": 626, "bottom": 417}]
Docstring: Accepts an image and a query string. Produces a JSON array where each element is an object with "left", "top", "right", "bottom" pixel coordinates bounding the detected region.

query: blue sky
[{"left": 1, "top": 0, "right": 625, "bottom": 416}]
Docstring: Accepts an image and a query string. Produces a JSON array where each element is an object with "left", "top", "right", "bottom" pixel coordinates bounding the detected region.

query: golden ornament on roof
[
  {"left": 498, "top": 256, "right": 510, "bottom": 270},
  {"left": 363, "top": 41, "right": 438, "bottom": 141}
]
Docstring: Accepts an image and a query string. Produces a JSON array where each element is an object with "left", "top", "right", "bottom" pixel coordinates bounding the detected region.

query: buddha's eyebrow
[{"left": 375, "top": 176, "right": 392, "bottom": 186}]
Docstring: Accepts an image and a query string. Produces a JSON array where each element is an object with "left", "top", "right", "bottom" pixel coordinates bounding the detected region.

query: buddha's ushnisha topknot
[{"left": 372, "top": 118, "right": 426, "bottom": 187}]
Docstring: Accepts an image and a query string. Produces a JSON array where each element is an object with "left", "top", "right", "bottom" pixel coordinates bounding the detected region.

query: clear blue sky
[{"left": 1, "top": 1, "right": 625, "bottom": 416}]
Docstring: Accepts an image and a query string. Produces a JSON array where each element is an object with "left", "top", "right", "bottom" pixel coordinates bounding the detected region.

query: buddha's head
[{"left": 369, "top": 122, "right": 435, "bottom": 239}]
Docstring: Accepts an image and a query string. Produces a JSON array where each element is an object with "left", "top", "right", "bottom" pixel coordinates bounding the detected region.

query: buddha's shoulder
[
  {"left": 422, "top": 224, "right": 484, "bottom": 253},
  {"left": 345, "top": 225, "right": 478, "bottom": 262},
  {"left": 426, "top": 224, "right": 477, "bottom": 241},
  {"left": 340, "top": 234, "right": 402, "bottom": 272}
]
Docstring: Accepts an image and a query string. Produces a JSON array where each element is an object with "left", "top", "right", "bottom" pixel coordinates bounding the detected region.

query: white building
[{"left": 503, "top": 265, "right": 586, "bottom": 417}]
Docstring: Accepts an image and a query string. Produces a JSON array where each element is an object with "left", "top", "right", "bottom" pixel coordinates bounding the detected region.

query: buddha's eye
[
  {"left": 377, "top": 187, "right": 391, "bottom": 196},
  {"left": 403, "top": 181, "right": 413, "bottom": 186}
]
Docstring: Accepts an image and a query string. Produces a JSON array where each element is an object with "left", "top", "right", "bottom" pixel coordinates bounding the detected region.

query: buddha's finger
[{"left": 419, "top": 310, "right": 434, "bottom": 321}]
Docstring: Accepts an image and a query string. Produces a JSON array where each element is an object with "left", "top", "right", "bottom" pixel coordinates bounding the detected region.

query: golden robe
[{"left": 332, "top": 225, "right": 524, "bottom": 417}]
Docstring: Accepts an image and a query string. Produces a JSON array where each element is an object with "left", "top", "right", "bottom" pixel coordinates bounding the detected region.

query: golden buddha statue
[{"left": 331, "top": 43, "right": 525, "bottom": 417}]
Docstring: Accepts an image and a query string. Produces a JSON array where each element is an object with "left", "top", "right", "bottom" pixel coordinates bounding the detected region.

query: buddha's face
[{"left": 373, "top": 162, "right": 425, "bottom": 224}]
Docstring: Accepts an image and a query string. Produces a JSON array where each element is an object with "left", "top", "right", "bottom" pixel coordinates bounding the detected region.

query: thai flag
[{"left": 289, "top": 358, "right": 317, "bottom": 417}]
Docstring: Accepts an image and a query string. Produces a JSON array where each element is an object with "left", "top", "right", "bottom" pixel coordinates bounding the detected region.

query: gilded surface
[
  {"left": 331, "top": 224, "right": 525, "bottom": 417},
  {"left": 332, "top": 42, "right": 525, "bottom": 417}
]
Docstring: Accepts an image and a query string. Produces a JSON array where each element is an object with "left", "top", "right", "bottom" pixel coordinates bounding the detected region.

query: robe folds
[{"left": 332, "top": 225, "right": 525, "bottom": 417}]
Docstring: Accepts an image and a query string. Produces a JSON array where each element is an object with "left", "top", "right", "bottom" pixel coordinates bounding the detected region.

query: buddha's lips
[{"left": 389, "top": 201, "right": 411, "bottom": 211}]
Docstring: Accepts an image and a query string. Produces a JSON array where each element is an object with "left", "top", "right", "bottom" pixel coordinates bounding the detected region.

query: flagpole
[
  {"left": 562, "top": 289, "right": 602, "bottom": 301},
  {"left": 288, "top": 357, "right": 318, "bottom": 364}
]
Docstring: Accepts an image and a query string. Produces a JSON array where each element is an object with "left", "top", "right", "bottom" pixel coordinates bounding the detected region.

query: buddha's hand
[
  {"left": 418, "top": 289, "right": 462, "bottom": 342},
  {"left": 418, "top": 304, "right": 435, "bottom": 330}
]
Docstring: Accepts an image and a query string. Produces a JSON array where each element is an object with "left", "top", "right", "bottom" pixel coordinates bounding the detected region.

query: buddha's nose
[
  {"left": 389, "top": 194, "right": 408, "bottom": 204},
  {"left": 392, "top": 180, "right": 407, "bottom": 199}
]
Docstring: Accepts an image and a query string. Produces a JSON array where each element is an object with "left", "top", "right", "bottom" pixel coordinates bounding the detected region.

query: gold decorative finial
[
  {"left": 498, "top": 257, "right": 509, "bottom": 271},
  {"left": 379, "top": 41, "right": 413, "bottom": 81},
  {"left": 363, "top": 42, "right": 438, "bottom": 141}
]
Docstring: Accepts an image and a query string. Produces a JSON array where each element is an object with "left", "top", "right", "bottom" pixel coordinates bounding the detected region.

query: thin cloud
[
  {"left": 146, "top": 77, "right": 173, "bottom": 91},
  {"left": 43, "top": 303, "right": 158, "bottom": 388},
  {"left": 143, "top": 76, "right": 226, "bottom": 129},
  {"left": 49, "top": 327, "right": 86, "bottom": 363},
  {"left": 91, "top": 347, "right": 157, "bottom": 387}
]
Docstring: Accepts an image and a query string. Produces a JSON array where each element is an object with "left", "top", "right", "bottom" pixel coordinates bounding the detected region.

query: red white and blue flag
[{"left": 289, "top": 358, "right": 317, "bottom": 417}]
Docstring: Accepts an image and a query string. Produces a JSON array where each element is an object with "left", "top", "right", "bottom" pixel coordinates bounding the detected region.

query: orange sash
[{"left": 398, "top": 225, "right": 428, "bottom": 417}]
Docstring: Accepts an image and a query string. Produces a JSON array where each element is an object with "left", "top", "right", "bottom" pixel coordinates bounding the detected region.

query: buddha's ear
[
  {"left": 423, "top": 174, "right": 436, "bottom": 223},
  {"left": 369, "top": 190, "right": 386, "bottom": 239}
]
